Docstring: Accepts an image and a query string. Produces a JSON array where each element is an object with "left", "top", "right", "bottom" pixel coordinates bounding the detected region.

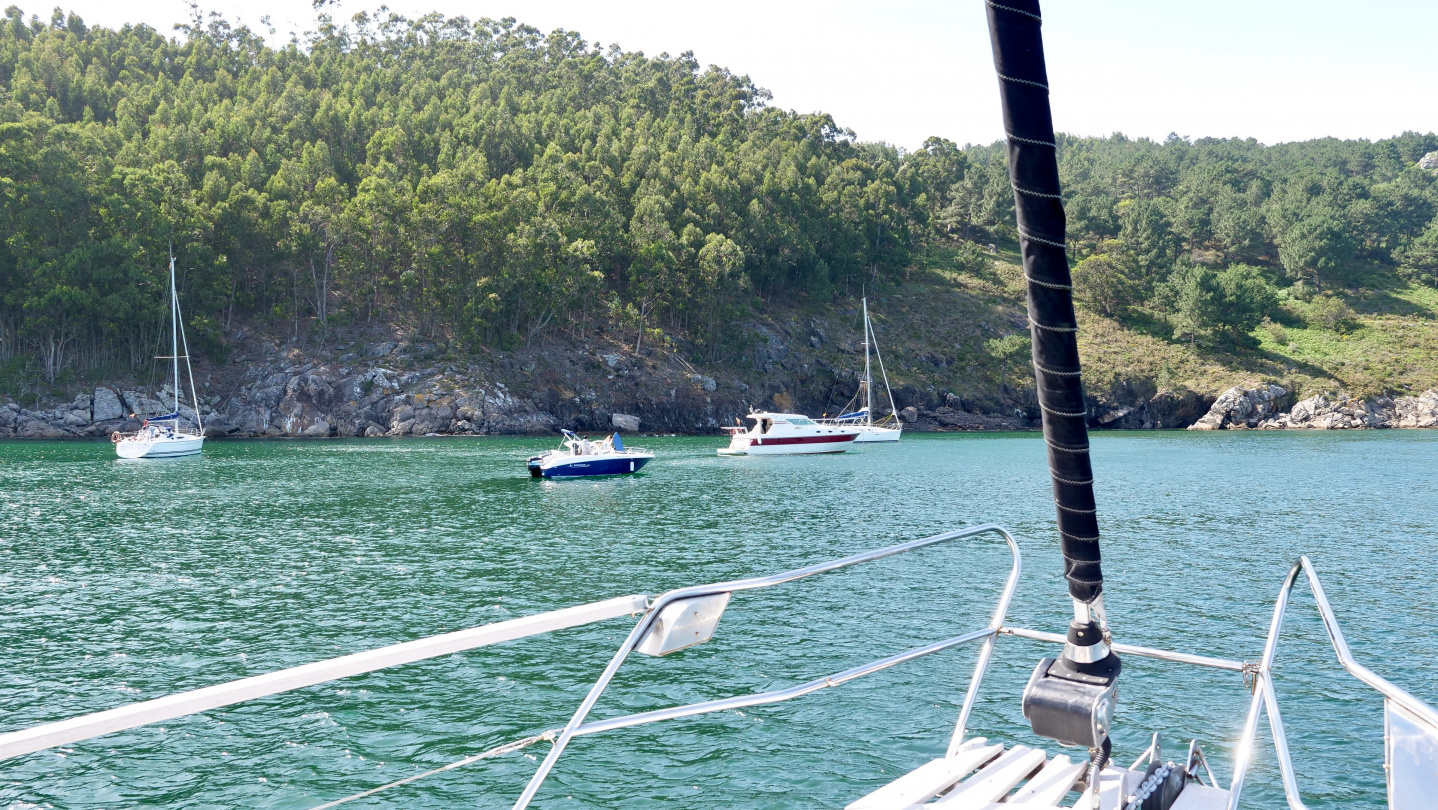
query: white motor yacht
[{"left": 718, "top": 411, "right": 859, "bottom": 455}]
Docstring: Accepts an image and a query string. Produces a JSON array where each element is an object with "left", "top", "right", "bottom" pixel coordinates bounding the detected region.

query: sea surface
[{"left": 1, "top": 431, "right": 1435, "bottom": 809}]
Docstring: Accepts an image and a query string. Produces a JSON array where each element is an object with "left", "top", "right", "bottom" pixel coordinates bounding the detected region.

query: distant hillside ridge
[{"left": 1, "top": 8, "right": 1437, "bottom": 432}]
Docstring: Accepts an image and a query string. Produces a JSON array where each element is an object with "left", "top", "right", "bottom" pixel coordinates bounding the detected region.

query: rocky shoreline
[
  {"left": 0, "top": 342, "right": 1045, "bottom": 440},
  {"left": 3, "top": 342, "right": 1436, "bottom": 440},
  {"left": 1187, "top": 384, "right": 1438, "bottom": 431}
]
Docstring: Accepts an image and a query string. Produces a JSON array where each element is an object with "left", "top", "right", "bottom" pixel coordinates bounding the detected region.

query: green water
[{"left": 1, "top": 432, "right": 1435, "bottom": 809}]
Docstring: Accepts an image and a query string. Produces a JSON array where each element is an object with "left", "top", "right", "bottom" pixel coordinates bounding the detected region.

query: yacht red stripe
[{"left": 753, "top": 434, "right": 856, "bottom": 446}]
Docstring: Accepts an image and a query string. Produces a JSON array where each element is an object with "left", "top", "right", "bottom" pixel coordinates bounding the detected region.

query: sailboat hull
[
  {"left": 852, "top": 425, "right": 902, "bottom": 442},
  {"left": 116, "top": 434, "right": 204, "bottom": 459}
]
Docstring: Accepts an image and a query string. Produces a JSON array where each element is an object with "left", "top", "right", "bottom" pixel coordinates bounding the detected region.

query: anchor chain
[{"left": 1122, "top": 761, "right": 1174, "bottom": 810}]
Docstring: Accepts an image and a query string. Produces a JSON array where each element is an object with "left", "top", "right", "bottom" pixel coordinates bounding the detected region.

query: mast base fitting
[{"left": 1022, "top": 651, "right": 1120, "bottom": 748}]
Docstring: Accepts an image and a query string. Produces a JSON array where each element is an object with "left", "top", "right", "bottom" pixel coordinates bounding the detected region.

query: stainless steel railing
[
  {"left": 4, "top": 529, "right": 1433, "bottom": 810},
  {"left": 510, "top": 523, "right": 1023, "bottom": 808},
  {"left": 1226, "top": 556, "right": 1438, "bottom": 810},
  {"left": 0, "top": 595, "right": 651, "bottom": 762},
  {"left": 0, "top": 524, "right": 1024, "bottom": 808}
]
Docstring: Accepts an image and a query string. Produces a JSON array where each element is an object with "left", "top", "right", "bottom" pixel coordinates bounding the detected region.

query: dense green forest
[{"left": 0, "top": 7, "right": 1436, "bottom": 388}]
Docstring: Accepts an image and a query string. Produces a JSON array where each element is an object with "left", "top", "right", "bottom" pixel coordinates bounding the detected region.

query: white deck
[{"left": 847, "top": 738, "right": 1230, "bottom": 810}]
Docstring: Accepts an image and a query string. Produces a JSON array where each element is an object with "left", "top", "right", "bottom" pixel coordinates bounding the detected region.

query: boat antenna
[{"left": 985, "top": 0, "right": 1120, "bottom": 793}]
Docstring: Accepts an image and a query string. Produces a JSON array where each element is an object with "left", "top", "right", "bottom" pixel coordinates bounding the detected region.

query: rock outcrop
[
  {"left": 1188, "top": 384, "right": 1289, "bottom": 430},
  {"left": 1257, "top": 391, "right": 1438, "bottom": 430},
  {"left": 1188, "top": 385, "right": 1438, "bottom": 431}
]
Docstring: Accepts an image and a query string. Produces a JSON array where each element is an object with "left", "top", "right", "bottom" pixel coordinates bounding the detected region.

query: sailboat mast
[
  {"left": 862, "top": 297, "right": 872, "bottom": 426},
  {"left": 169, "top": 252, "right": 180, "bottom": 414}
]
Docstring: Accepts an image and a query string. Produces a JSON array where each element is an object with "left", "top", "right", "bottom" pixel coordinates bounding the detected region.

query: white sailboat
[
  {"left": 821, "top": 297, "right": 902, "bottom": 442},
  {"left": 112, "top": 253, "right": 205, "bottom": 459}
]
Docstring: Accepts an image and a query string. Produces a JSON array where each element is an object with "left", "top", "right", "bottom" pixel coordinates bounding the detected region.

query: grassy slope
[
  {"left": 6, "top": 242, "right": 1434, "bottom": 421},
  {"left": 840, "top": 244, "right": 1438, "bottom": 411}
]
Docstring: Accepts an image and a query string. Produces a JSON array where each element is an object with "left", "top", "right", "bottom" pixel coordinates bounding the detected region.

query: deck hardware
[{"left": 635, "top": 593, "right": 730, "bottom": 656}]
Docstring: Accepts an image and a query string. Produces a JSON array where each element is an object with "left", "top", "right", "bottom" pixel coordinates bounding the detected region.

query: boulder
[
  {"left": 1095, "top": 406, "right": 1133, "bottom": 426},
  {"left": 302, "top": 420, "right": 331, "bottom": 437},
  {"left": 1395, "top": 390, "right": 1438, "bottom": 428},
  {"left": 900, "top": 406, "right": 919, "bottom": 423},
  {"left": 93, "top": 387, "right": 125, "bottom": 422},
  {"left": 19, "top": 419, "right": 64, "bottom": 439},
  {"left": 411, "top": 409, "right": 444, "bottom": 435},
  {"left": 1188, "top": 384, "right": 1288, "bottom": 430},
  {"left": 1421, "top": 151, "right": 1438, "bottom": 172},
  {"left": 690, "top": 374, "right": 717, "bottom": 392},
  {"left": 1147, "top": 389, "right": 1215, "bottom": 428},
  {"left": 611, "top": 412, "right": 641, "bottom": 432}
]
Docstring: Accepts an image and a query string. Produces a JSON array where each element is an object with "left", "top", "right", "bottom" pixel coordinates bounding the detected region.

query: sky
[{"left": 40, "top": 0, "right": 1438, "bottom": 151}]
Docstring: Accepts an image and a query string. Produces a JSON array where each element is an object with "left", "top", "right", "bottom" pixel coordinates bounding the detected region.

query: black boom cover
[{"left": 984, "top": 0, "right": 1104, "bottom": 602}]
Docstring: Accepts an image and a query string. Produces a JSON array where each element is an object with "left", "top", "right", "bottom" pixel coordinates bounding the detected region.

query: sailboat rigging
[
  {"left": 111, "top": 252, "right": 205, "bottom": 459},
  {"left": 820, "top": 297, "right": 902, "bottom": 441}
]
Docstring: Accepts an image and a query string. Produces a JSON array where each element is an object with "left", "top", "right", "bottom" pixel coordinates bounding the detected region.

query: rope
[
  {"left": 1012, "top": 183, "right": 1062, "bottom": 199},
  {"left": 1054, "top": 500, "right": 1098, "bottom": 515},
  {"left": 1018, "top": 229, "right": 1067, "bottom": 249},
  {"left": 987, "top": 0, "right": 1042, "bottom": 24},
  {"left": 1044, "top": 439, "right": 1089, "bottom": 453},
  {"left": 1028, "top": 319, "right": 1077, "bottom": 333},
  {"left": 1048, "top": 471, "right": 1094, "bottom": 486},
  {"left": 1033, "top": 361, "right": 1081, "bottom": 376},
  {"left": 1006, "top": 132, "right": 1057, "bottom": 148},
  {"left": 307, "top": 731, "right": 556, "bottom": 810},
  {"left": 996, "top": 72, "right": 1049, "bottom": 91},
  {"left": 1039, "top": 403, "right": 1086, "bottom": 418},
  {"left": 1024, "top": 274, "right": 1073, "bottom": 291}
]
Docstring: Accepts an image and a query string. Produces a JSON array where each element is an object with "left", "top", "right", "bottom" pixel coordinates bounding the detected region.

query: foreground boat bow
[{"left": 4, "top": 526, "right": 1432, "bottom": 809}]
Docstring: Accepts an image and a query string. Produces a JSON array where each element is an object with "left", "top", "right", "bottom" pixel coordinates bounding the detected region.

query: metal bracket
[{"left": 635, "top": 593, "right": 731, "bottom": 656}]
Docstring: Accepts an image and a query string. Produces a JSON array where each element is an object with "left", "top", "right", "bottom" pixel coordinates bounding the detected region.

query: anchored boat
[
  {"left": 111, "top": 253, "right": 204, "bottom": 460},
  {"left": 819, "top": 297, "right": 902, "bottom": 442},
  {"left": 717, "top": 411, "right": 860, "bottom": 455},
  {"left": 527, "top": 430, "right": 653, "bottom": 477}
]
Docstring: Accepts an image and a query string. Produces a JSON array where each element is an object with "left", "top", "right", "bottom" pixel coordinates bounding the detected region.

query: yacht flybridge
[
  {"left": 820, "top": 297, "right": 902, "bottom": 442},
  {"left": 6, "top": 2, "right": 1435, "bottom": 809},
  {"left": 111, "top": 253, "right": 204, "bottom": 460}
]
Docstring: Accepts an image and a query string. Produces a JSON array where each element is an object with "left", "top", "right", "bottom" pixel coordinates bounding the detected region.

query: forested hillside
[{"left": 1, "top": 7, "right": 1437, "bottom": 416}]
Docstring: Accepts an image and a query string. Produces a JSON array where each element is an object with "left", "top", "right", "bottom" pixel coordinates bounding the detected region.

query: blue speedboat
[{"left": 527, "top": 430, "right": 654, "bottom": 478}]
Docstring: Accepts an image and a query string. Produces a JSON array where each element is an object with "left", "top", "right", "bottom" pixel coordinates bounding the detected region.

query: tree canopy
[{"left": 0, "top": 7, "right": 1435, "bottom": 385}]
